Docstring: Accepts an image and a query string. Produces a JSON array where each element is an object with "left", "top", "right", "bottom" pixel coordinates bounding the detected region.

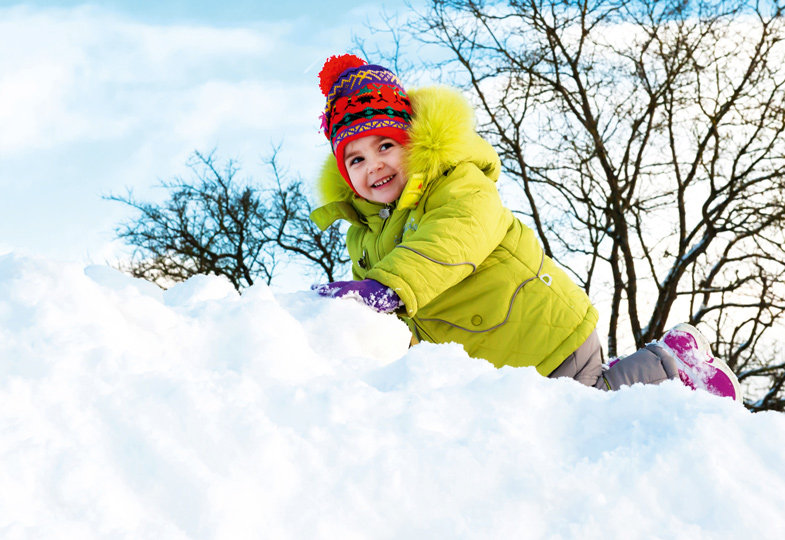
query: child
[{"left": 310, "top": 54, "right": 741, "bottom": 402}]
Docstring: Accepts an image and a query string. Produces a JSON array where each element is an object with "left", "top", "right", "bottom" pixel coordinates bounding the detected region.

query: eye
[
  {"left": 348, "top": 156, "right": 363, "bottom": 167},
  {"left": 379, "top": 142, "right": 394, "bottom": 151}
]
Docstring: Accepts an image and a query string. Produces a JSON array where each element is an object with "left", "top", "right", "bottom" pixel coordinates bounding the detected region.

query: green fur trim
[
  {"left": 406, "top": 86, "right": 478, "bottom": 181},
  {"left": 316, "top": 153, "right": 355, "bottom": 206}
]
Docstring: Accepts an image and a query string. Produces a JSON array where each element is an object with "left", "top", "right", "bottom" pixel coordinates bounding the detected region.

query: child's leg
[
  {"left": 548, "top": 329, "right": 680, "bottom": 391},
  {"left": 549, "top": 324, "right": 741, "bottom": 400},
  {"left": 599, "top": 344, "right": 680, "bottom": 391},
  {"left": 548, "top": 330, "right": 605, "bottom": 387},
  {"left": 599, "top": 324, "right": 741, "bottom": 401}
]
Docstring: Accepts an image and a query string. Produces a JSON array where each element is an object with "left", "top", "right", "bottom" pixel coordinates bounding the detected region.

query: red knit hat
[{"left": 318, "top": 54, "right": 413, "bottom": 193}]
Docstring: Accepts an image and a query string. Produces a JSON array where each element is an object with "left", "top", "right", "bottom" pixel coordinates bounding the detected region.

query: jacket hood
[{"left": 312, "top": 86, "right": 501, "bottom": 224}]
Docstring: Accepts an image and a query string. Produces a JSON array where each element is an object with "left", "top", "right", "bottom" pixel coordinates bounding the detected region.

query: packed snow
[{"left": 1, "top": 252, "right": 784, "bottom": 539}]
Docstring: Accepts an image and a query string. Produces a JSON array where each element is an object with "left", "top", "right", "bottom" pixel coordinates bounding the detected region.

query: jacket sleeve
[{"left": 366, "top": 162, "right": 511, "bottom": 317}]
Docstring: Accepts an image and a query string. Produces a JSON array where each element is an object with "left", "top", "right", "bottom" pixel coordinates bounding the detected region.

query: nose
[{"left": 368, "top": 156, "right": 383, "bottom": 173}]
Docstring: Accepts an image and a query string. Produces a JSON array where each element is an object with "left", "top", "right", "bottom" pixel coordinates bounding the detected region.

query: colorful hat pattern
[{"left": 318, "top": 54, "right": 413, "bottom": 191}]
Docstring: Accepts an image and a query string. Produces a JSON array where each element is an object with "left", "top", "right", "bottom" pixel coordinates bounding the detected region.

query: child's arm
[{"left": 367, "top": 162, "right": 511, "bottom": 318}]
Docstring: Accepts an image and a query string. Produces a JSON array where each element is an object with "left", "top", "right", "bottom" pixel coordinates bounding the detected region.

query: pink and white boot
[{"left": 659, "top": 323, "right": 742, "bottom": 402}]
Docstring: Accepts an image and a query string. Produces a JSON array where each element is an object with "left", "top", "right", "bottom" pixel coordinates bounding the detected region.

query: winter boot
[{"left": 659, "top": 323, "right": 742, "bottom": 402}]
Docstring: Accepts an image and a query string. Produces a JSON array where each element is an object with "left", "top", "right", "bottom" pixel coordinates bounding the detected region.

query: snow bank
[{"left": 1, "top": 253, "right": 784, "bottom": 539}]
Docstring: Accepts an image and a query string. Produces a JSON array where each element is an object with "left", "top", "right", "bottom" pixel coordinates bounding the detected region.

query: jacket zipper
[{"left": 372, "top": 204, "right": 394, "bottom": 263}]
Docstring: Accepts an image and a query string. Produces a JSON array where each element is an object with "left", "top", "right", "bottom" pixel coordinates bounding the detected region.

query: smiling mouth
[{"left": 372, "top": 175, "right": 395, "bottom": 188}]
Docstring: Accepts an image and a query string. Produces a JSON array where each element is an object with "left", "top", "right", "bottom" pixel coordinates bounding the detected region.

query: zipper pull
[{"left": 379, "top": 206, "right": 392, "bottom": 219}]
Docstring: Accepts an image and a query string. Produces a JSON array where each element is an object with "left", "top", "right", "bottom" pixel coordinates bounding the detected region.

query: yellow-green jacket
[{"left": 311, "top": 86, "right": 598, "bottom": 375}]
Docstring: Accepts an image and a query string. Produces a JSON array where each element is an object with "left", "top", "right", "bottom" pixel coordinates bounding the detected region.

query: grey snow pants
[{"left": 548, "top": 330, "right": 681, "bottom": 391}]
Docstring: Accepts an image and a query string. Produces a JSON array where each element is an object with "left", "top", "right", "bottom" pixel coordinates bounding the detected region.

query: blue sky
[
  {"left": 4, "top": 0, "right": 409, "bottom": 25},
  {"left": 0, "top": 0, "right": 416, "bottom": 276}
]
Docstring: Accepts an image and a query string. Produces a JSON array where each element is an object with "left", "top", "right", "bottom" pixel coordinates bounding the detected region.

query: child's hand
[{"left": 311, "top": 279, "right": 403, "bottom": 314}]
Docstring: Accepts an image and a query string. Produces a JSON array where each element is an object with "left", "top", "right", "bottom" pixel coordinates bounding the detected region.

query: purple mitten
[{"left": 312, "top": 279, "right": 402, "bottom": 313}]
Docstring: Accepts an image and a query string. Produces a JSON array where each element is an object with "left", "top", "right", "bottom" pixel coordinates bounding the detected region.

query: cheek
[
  {"left": 392, "top": 151, "right": 406, "bottom": 173},
  {"left": 346, "top": 167, "right": 360, "bottom": 186}
]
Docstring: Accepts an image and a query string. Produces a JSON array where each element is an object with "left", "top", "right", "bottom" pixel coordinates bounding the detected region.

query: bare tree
[
  {"left": 389, "top": 0, "right": 785, "bottom": 411},
  {"left": 265, "top": 148, "right": 351, "bottom": 282},
  {"left": 109, "top": 149, "right": 349, "bottom": 292}
]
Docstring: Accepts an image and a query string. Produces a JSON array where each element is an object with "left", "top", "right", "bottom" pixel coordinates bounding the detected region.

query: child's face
[{"left": 343, "top": 135, "right": 407, "bottom": 204}]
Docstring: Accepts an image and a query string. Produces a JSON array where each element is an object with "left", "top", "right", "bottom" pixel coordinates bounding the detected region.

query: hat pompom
[{"left": 318, "top": 54, "right": 367, "bottom": 96}]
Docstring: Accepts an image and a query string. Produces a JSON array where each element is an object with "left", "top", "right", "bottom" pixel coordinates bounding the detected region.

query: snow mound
[{"left": 1, "top": 253, "right": 784, "bottom": 538}]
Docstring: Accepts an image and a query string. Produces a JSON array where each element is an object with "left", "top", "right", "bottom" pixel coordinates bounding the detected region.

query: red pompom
[{"left": 318, "top": 54, "right": 367, "bottom": 96}]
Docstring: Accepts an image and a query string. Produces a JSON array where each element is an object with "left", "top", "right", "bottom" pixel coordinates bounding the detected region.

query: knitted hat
[{"left": 318, "top": 54, "right": 413, "bottom": 192}]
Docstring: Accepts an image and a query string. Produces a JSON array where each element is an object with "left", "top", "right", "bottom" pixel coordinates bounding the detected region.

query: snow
[{"left": 1, "top": 253, "right": 784, "bottom": 539}]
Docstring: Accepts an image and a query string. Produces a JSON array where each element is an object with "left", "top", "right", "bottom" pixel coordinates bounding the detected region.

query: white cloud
[
  {"left": 0, "top": 5, "right": 296, "bottom": 154},
  {"left": 0, "top": 4, "right": 341, "bottom": 261}
]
